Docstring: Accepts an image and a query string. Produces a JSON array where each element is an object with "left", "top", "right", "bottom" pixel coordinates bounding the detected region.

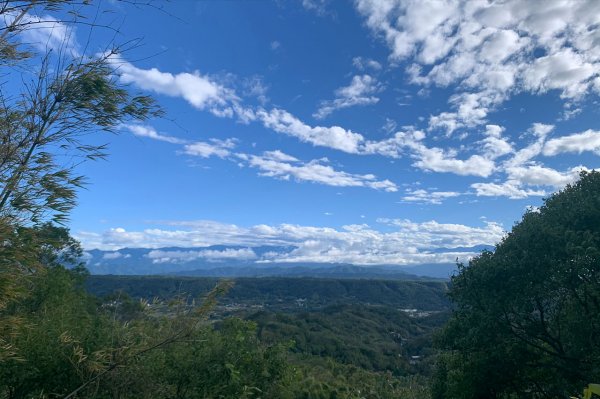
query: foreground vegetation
[
  {"left": 0, "top": 253, "right": 433, "bottom": 398},
  {"left": 432, "top": 172, "right": 600, "bottom": 398}
]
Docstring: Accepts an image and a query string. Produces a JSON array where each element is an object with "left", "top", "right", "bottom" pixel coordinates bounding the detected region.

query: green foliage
[
  {"left": 433, "top": 171, "right": 600, "bottom": 398},
  {"left": 284, "top": 356, "right": 430, "bottom": 399},
  {"left": 123, "top": 318, "right": 291, "bottom": 399},
  {"left": 0, "top": 221, "right": 85, "bottom": 360},
  {"left": 85, "top": 275, "right": 451, "bottom": 311},
  {"left": 0, "top": 263, "right": 290, "bottom": 399},
  {"left": 0, "top": 265, "right": 112, "bottom": 397},
  {"left": 247, "top": 304, "right": 448, "bottom": 376}
]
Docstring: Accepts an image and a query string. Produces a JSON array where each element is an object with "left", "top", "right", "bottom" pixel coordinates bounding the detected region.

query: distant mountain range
[{"left": 83, "top": 244, "right": 494, "bottom": 279}]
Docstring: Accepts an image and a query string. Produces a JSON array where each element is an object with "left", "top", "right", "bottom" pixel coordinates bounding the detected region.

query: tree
[
  {"left": 0, "top": 0, "right": 162, "bottom": 225},
  {"left": 0, "top": 0, "right": 159, "bottom": 365},
  {"left": 433, "top": 171, "right": 600, "bottom": 398}
]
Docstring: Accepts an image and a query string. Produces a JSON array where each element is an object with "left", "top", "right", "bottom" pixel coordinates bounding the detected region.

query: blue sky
[{"left": 15, "top": 0, "right": 600, "bottom": 266}]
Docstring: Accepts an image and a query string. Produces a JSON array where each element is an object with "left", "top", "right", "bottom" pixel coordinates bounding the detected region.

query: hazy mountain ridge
[{"left": 83, "top": 244, "right": 492, "bottom": 278}]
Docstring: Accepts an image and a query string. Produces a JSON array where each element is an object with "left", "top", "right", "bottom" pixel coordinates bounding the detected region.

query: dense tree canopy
[{"left": 433, "top": 171, "right": 600, "bottom": 399}]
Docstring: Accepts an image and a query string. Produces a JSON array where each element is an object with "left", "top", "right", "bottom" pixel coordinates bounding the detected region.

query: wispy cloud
[
  {"left": 147, "top": 248, "right": 256, "bottom": 264},
  {"left": 352, "top": 56, "right": 382, "bottom": 71},
  {"left": 256, "top": 108, "right": 365, "bottom": 153},
  {"left": 123, "top": 124, "right": 186, "bottom": 145},
  {"left": 401, "top": 189, "right": 461, "bottom": 205},
  {"left": 183, "top": 139, "right": 237, "bottom": 159},
  {"left": 238, "top": 150, "right": 397, "bottom": 192},
  {"left": 2, "top": 11, "right": 79, "bottom": 55},
  {"left": 314, "top": 74, "right": 382, "bottom": 119}
]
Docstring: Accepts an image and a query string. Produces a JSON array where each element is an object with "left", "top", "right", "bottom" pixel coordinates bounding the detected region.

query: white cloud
[
  {"left": 314, "top": 75, "right": 381, "bottom": 119},
  {"left": 108, "top": 54, "right": 234, "bottom": 113},
  {"left": 121, "top": 122, "right": 395, "bottom": 194},
  {"left": 183, "top": 139, "right": 237, "bottom": 159},
  {"left": 241, "top": 76, "right": 269, "bottom": 104},
  {"left": 256, "top": 108, "right": 364, "bottom": 153},
  {"left": 363, "top": 129, "right": 496, "bottom": 176},
  {"left": 471, "top": 165, "right": 588, "bottom": 199},
  {"left": 107, "top": 57, "right": 511, "bottom": 170},
  {"left": 77, "top": 218, "right": 505, "bottom": 265},
  {"left": 504, "top": 123, "right": 554, "bottom": 168},
  {"left": 103, "top": 252, "right": 123, "bottom": 260},
  {"left": 355, "top": 0, "right": 600, "bottom": 133},
  {"left": 471, "top": 180, "right": 546, "bottom": 199},
  {"left": 465, "top": 121, "right": 591, "bottom": 199},
  {"left": 506, "top": 165, "right": 586, "bottom": 188},
  {"left": 302, "top": 0, "right": 331, "bottom": 16},
  {"left": 410, "top": 141, "right": 495, "bottom": 177},
  {"left": 147, "top": 248, "right": 256, "bottom": 264},
  {"left": 401, "top": 189, "right": 461, "bottom": 205},
  {"left": 123, "top": 124, "right": 186, "bottom": 144},
  {"left": 522, "top": 49, "right": 596, "bottom": 98},
  {"left": 2, "top": 12, "right": 79, "bottom": 55},
  {"left": 543, "top": 129, "right": 600, "bottom": 156},
  {"left": 352, "top": 56, "right": 382, "bottom": 71},
  {"left": 428, "top": 91, "right": 505, "bottom": 134},
  {"left": 240, "top": 150, "right": 397, "bottom": 192},
  {"left": 480, "top": 124, "right": 513, "bottom": 160}
]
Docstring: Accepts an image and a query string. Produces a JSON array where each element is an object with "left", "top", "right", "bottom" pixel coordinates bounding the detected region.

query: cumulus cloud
[
  {"left": 119, "top": 121, "right": 395, "bottom": 193},
  {"left": 471, "top": 180, "right": 547, "bottom": 199},
  {"left": 543, "top": 129, "right": 600, "bottom": 156},
  {"left": 239, "top": 150, "right": 397, "bottom": 192},
  {"left": 363, "top": 129, "right": 496, "bottom": 176},
  {"left": 463, "top": 120, "right": 593, "bottom": 199},
  {"left": 106, "top": 57, "right": 551, "bottom": 184},
  {"left": 76, "top": 218, "right": 505, "bottom": 265},
  {"left": 355, "top": 0, "right": 600, "bottom": 133},
  {"left": 256, "top": 108, "right": 365, "bottom": 153},
  {"left": 183, "top": 139, "right": 237, "bottom": 158},
  {"left": 428, "top": 91, "right": 505, "bottom": 135},
  {"left": 412, "top": 145, "right": 495, "bottom": 177},
  {"left": 108, "top": 56, "right": 373, "bottom": 155},
  {"left": 102, "top": 15, "right": 597, "bottom": 192},
  {"left": 314, "top": 74, "right": 382, "bottom": 119},
  {"left": 480, "top": 124, "right": 513, "bottom": 160},
  {"left": 506, "top": 165, "right": 586, "bottom": 188},
  {"left": 108, "top": 54, "right": 235, "bottom": 113},
  {"left": 471, "top": 164, "right": 588, "bottom": 199}
]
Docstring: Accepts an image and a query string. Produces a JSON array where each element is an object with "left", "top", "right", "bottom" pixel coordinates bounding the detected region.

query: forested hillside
[
  {"left": 86, "top": 276, "right": 451, "bottom": 379},
  {"left": 86, "top": 276, "right": 450, "bottom": 310}
]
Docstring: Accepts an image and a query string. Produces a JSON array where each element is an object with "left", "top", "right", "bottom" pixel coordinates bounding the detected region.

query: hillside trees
[
  {"left": 432, "top": 171, "right": 600, "bottom": 398},
  {"left": 0, "top": 0, "right": 161, "bottom": 365}
]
